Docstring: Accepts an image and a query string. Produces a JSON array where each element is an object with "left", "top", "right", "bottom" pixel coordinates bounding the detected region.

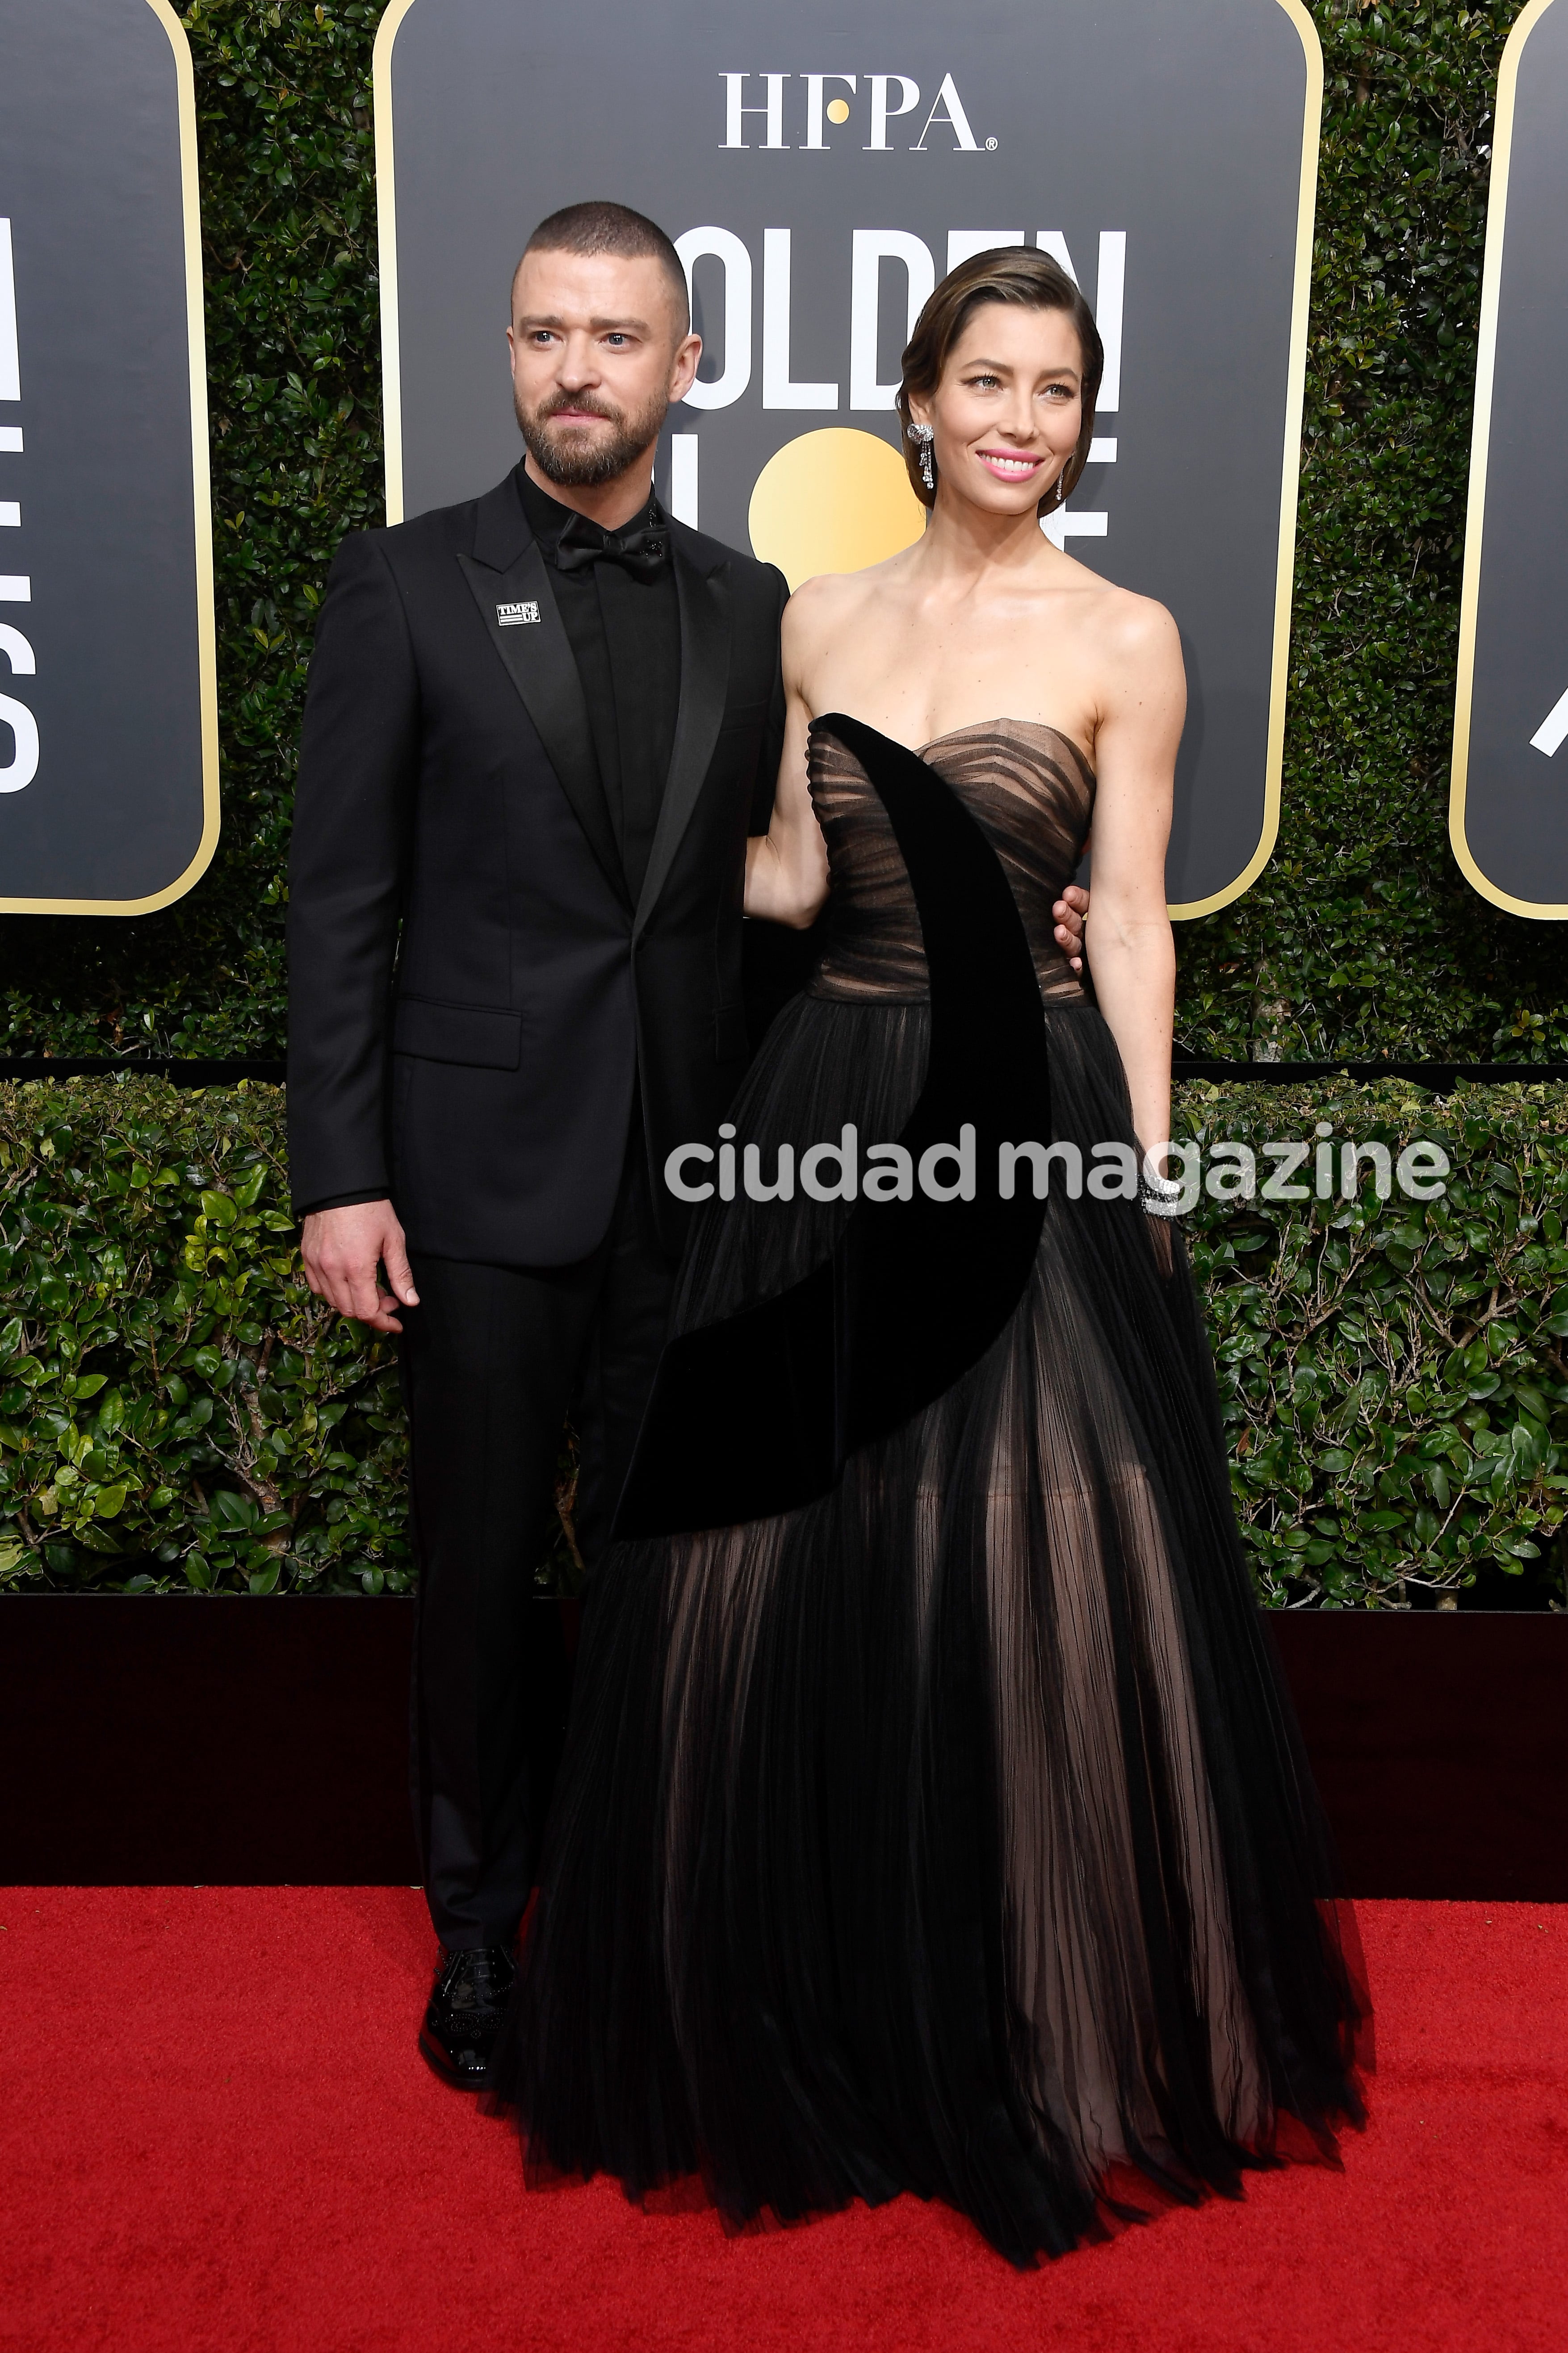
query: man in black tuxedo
[{"left": 286, "top": 203, "right": 788, "bottom": 2087}]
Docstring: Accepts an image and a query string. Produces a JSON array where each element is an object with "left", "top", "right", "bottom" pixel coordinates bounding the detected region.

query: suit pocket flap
[{"left": 393, "top": 996, "right": 523, "bottom": 1070}]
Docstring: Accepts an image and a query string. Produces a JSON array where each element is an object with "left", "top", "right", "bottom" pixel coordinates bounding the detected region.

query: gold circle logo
[
  {"left": 747, "top": 428, "right": 927, "bottom": 591},
  {"left": 826, "top": 97, "right": 851, "bottom": 124}
]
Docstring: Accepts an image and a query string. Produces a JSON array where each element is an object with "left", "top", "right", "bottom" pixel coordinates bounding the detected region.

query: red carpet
[{"left": 1, "top": 1890, "right": 1563, "bottom": 2352}]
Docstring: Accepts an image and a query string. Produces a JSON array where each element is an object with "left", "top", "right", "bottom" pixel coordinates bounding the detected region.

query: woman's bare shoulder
[
  {"left": 1065, "top": 569, "right": 1181, "bottom": 676},
  {"left": 781, "top": 568, "right": 880, "bottom": 658},
  {"left": 786, "top": 567, "right": 881, "bottom": 620}
]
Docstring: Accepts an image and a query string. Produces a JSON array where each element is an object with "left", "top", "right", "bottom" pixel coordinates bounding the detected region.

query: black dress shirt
[{"left": 516, "top": 466, "right": 681, "bottom": 908}]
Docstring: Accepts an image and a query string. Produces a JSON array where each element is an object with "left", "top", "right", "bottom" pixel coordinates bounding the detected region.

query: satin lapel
[
  {"left": 633, "top": 541, "right": 731, "bottom": 936},
  {"left": 456, "top": 543, "right": 630, "bottom": 911}
]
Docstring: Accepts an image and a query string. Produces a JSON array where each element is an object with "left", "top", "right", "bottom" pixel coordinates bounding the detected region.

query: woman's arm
[
  {"left": 1081, "top": 597, "right": 1186, "bottom": 1164},
  {"left": 744, "top": 589, "right": 830, "bottom": 928}
]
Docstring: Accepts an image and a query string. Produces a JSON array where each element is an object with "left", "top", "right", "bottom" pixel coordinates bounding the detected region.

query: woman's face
[{"left": 912, "top": 301, "right": 1084, "bottom": 518}]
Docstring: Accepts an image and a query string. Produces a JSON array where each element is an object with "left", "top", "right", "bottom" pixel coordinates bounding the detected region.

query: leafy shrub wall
[
  {"left": 0, "top": 1, "right": 1560, "bottom": 1062},
  {"left": 1, "top": 1077, "right": 1564, "bottom": 1608},
  {"left": 0, "top": 1081, "right": 407, "bottom": 1596},
  {"left": 1182, "top": 1076, "right": 1568, "bottom": 1606}
]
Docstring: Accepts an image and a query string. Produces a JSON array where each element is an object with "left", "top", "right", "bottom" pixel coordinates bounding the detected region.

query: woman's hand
[{"left": 1052, "top": 882, "right": 1088, "bottom": 973}]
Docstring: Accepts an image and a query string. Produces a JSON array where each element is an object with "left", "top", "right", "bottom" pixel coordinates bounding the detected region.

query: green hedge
[
  {"left": 0, "top": 1077, "right": 1564, "bottom": 1607},
  {"left": 0, "top": 1, "right": 1562, "bottom": 1062},
  {"left": 1180, "top": 1076, "right": 1568, "bottom": 1605},
  {"left": 0, "top": 1080, "right": 408, "bottom": 1596}
]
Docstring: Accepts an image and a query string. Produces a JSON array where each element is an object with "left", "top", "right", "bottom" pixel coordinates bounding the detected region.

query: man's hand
[
  {"left": 300, "top": 1200, "right": 419, "bottom": 1335},
  {"left": 1053, "top": 882, "right": 1089, "bottom": 973}
]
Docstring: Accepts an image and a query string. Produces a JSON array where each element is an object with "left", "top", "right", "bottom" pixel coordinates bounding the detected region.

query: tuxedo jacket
[{"left": 286, "top": 464, "right": 789, "bottom": 1265}]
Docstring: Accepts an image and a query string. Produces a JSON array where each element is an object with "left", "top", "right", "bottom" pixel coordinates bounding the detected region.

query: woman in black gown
[{"left": 492, "top": 247, "right": 1368, "bottom": 2266}]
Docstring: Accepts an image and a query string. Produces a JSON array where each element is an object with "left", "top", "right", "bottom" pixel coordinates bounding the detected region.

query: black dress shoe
[{"left": 418, "top": 1943, "right": 516, "bottom": 2088}]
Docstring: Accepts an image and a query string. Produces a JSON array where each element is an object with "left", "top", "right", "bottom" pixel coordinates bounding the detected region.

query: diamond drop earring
[{"left": 906, "top": 421, "right": 935, "bottom": 493}]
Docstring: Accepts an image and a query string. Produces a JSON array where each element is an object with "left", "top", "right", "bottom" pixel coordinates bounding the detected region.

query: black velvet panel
[{"left": 614, "top": 714, "right": 1051, "bottom": 1539}]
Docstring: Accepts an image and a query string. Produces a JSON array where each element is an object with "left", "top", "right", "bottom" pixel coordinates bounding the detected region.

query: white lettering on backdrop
[
  {"left": 0, "top": 221, "right": 35, "bottom": 793},
  {"left": 668, "top": 224, "right": 1123, "bottom": 538}
]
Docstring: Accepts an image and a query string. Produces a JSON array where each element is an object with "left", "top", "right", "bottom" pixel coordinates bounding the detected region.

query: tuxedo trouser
[{"left": 400, "top": 1147, "right": 673, "bottom": 1948}]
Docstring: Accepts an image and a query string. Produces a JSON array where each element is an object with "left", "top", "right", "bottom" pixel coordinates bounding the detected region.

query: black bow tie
[{"left": 553, "top": 509, "right": 671, "bottom": 580}]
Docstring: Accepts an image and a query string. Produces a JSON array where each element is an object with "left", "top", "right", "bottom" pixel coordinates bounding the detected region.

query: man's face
[{"left": 508, "top": 248, "right": 700, "bottom": 489}]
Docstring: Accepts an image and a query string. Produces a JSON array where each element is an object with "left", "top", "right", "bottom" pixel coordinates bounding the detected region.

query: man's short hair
[{"left": 516, "top": 202, "right": 690, "bottom": 336}]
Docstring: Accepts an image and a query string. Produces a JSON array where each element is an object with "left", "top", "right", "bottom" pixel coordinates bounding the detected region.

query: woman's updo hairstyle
[{"left": 895, "top": 246, "right": 1103, "bottom": 516}]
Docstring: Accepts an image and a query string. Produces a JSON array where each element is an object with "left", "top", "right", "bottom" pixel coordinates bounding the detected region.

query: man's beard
[{"left": 515, "top": 386, "right": 667, "bottom": 488}]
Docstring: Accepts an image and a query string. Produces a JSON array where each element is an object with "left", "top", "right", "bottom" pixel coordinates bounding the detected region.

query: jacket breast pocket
[{"left": 392, "top": 995, "right": 524, "bottom": 1070}]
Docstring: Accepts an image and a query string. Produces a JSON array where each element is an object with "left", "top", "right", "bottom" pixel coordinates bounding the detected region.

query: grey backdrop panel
[
  {"left": 0, "top": 0, "right": 213, "bottom": 911},
  {"left": 1451, "top": 0, "right": 1568, "bottom": 918},
  {"left": 380, "top": 0, "right": 1317, "bottom": 912}
]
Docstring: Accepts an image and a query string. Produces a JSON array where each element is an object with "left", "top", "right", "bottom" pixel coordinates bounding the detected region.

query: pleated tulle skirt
[{"left": 491, "top": 992, "right": 1369, "bottom": 2265}]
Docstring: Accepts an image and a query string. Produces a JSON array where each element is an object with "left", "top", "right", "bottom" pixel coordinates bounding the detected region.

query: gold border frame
[
  {"left": 1446, "top": 0, "right": 1568, "bottom": 920},
  {"left": 0, "top": 0, "right": 219, "bottom": 917},
  {"left": 373, "top": 0, "right": 420, "bottom": 528},
  {"left": 373, "top": 0, "right": 1322, "bottom": 919},
  {"left": 1169, "top": 0, "right": 1322, "bottom": 918}
]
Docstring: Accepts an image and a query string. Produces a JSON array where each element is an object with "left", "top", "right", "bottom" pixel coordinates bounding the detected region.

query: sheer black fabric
[
  {"left": 807, "top": 716, "right": 1094, "bottom": 1006},
  {"left": 613, "top": 714, "right": 1057, "bottom": 1538},
  {"left": 492, "top": 719, "right": 1369, "bottom": 2266}
]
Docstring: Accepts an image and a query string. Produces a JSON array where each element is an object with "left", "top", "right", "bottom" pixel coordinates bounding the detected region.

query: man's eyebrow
[{"left": 513, "top": 311, "right": 651, "bottom": 335}]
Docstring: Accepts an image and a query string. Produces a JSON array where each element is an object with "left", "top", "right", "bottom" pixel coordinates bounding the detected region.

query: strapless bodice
[{"left": 805, "top": 716, "right": 1095, "bottom": 1006}]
